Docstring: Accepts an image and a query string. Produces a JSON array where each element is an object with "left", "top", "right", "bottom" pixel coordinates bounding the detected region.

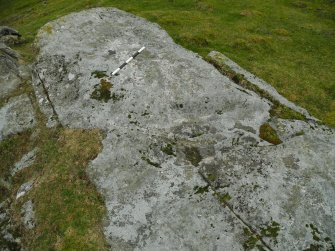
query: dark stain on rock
[
  {"left": 111, "top": 92, "right": 125, "bottom": 103},
  {"left": 282, "top": 155, "right": 300, "bottom": 169},
  {"left": 193, "top": 185, "right": 209, "bottom": 194},
  {"left": 183, "top": 146, "right": 202, "bottom": 166},
  {"left": 141, "top": 156, "right": 161, "bottom": 168},
  {"left": 235, "top": 121, "right": 256, "bottom": 134},
  {"left": 91, "top": 70, "right": 108, "bottom": 79},
  {"left": 161, "top": 143, "right": 175, "bottom": 156}
]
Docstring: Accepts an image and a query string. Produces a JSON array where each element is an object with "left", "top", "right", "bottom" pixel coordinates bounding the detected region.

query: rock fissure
[{"left": 34, "top": 70, "right": 60, "bottom": 126}]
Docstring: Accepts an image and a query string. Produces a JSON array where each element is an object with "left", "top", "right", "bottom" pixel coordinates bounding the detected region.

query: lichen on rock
[{"left": 31, "top": 7, "right": 335, "bottom": 250}]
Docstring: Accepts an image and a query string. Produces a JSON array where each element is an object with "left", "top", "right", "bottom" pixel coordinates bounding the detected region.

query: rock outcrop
[
  {"left": 0, "top": 26, "right": 22, "bottom": 99},
  {"left": 0, "top": 26, "right": 35, "bottom": 251},
  {"left": 32, "top": 8, "right": 335, "bottom": 250}
]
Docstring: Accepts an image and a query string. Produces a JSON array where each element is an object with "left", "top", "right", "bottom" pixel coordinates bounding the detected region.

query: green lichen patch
[
  {"left": 260, "top": 221, "right": 280, "bottom": 239},
  {"left": 91, "top": 70, "right": 108, "bottom": 79},
  {"left": 42, "top": 24, "right": 53, "bottom": 34},
  {"left": 141, "top": 156, "right": 161, "bottom": 168},
  {"left": 161, "top": 143, "right": 175, "bottom": 156},
  {"left": 259, "top": 123, "right": 282, "bottom": 145},
  {"left": 183, "top": 146, "right": 202, "bottom": 166},
  {"left": 207, "top": 173, "right": 216, "bottom": 182},
  {"left": 193, "top": 185, "right": 209, "bottom": 194},
  {"left": 90, "top": 79, "right": 113, "bottom": 102}
]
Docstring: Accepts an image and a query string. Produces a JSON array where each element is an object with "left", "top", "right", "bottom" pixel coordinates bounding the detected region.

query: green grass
[
  {"left": 0, "top": 130, "right": 33, "bottom": 202},
  {"left": 27, "top": 128, "right": 108, "bottom": 251},
  {"left": 4, "top": 127, "right": 109, "bottom": 250},
  {"left": 0, "top": 99, "right": 108, "bottom": 250},
  {"left": 0, "top": 128, "right": 108, "bottom": 250},
  {"left": 0, "top": 0, "right": 334, "bottom": 126}
]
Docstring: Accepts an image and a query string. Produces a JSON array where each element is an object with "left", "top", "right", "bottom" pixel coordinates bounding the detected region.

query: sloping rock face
[
  {"left": 0, "top": 94, "right": 36, "bottom": 140},
  {"left": 0, "top": 42, "right": 20, "bottom": 99},
  {"left": 33, "top": 8, "right": 335, "bottom": 250}
]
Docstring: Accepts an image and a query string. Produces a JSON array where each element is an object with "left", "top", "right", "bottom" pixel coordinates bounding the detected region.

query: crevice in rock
[
  {"left": 198, "top": 170, "right": 274, "bottom": 251},
  {"left": 34, "top": 70, "right": 60, "bottom": 125}
]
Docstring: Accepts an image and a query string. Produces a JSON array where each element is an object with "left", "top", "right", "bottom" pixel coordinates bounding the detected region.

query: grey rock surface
[
  {"left": 32, "top": 7, "right": 335, "bottom": 250},
  {"left": 0, "top": 42, "right": 21, "bottom": 99},
  {"left": 0, "top": 94, "right": 36, "bottom": 140},
  {"left": 200, "top": 126, "right": 335, "bottom": 250},
  {"left": 11, "top": 148, "right": 38, "bottom": 176},
  {"left": 0, "top": 26, "right": 21, "bottom": 47},
  {"left": 0, "top": 26, "right": 21, "bottom": 38},
  {"left": 21, "top": 200, "right": 35, "bottom": 230}
]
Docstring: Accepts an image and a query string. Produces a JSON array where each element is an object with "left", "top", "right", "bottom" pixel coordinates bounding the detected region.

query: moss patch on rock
[
  {"left": 90, "top": 79, "right": 113, "bottom": 102},
  {"left": 242, "top": 227, "right": 264, "bottom": 251},
  {"left": 193, "top": 185, "right": 209, "bottom": 194},
  {"left": 260, "top": 221, "right": 280, "bottom": 239},
  {"left": 259, "top": 123, "right": 282, "bottom": 145}
]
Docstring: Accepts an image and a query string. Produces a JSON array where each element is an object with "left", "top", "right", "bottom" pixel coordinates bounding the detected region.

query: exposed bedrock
[{"left": 32, "top": 8, "right": 335, "bottom": 250}]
